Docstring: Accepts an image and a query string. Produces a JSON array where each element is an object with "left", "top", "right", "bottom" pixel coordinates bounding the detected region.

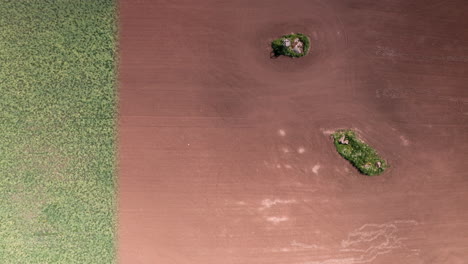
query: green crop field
[{"left": 0, "top": 1, "right": 118, "bottom": 263}]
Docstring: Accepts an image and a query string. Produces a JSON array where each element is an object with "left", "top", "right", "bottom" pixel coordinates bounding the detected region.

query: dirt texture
[{"left": 118, "top": 0, "right": 468, "bottom": 263}]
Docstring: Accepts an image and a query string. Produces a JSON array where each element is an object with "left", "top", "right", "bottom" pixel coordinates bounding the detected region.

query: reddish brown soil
[{"left": 118, "top": 1, "right": 468, "bottom": 263}]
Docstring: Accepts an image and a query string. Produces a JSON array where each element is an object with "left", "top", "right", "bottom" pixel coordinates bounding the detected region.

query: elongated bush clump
[{"left": 332, "top": 130, "right": 387, "bottom": 176}]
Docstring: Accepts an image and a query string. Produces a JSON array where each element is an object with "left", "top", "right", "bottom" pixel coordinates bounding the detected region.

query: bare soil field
[{"left": 118, "top": 0, "right": 468, "bottom": 263}]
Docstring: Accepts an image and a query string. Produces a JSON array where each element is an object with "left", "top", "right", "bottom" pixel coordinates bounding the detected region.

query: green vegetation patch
[
  {"left": 332, "top": 130, "right": 388, "bottom": 176},
  {"left": 271, "top": 33, "right": 311, "bottom": 57},
  {"left": 0, "top": 0, "right": 117, "bottom": 263}
]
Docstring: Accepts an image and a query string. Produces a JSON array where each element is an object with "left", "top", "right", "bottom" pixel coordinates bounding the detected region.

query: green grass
[
  {"left": 0, "top": 1, "right": 118, "bottom": 263},
  {"left": 271, "top": 33, "right": 311, "bottom": 57},
  {"left": 332, "top": 130, "right": 388, "bottom": 176}
]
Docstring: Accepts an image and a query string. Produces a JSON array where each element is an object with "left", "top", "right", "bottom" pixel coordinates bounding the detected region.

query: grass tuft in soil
[{"left": 332, "top": 130, "right": 387, "bottom": 176}]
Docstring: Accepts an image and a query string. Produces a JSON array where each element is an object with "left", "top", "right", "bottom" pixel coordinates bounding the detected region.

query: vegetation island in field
[
  {"left": 271, "top": 33, "right": 311, "bottom": 57},
  {"left": 332, "top": 130, "right": 388, "bottom": 176}
]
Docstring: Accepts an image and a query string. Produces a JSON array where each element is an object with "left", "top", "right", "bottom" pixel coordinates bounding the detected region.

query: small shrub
[
  {"left": 271, "top": 33, "right": 310, "bottom": 58},
  {"left": 332, "top": 130, "right": 388, "bottom": 176}
]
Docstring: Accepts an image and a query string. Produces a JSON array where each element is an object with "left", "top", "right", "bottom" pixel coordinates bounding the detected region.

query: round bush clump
[{"left": 271, "top": 33, "right": 311, "bottom": 58}]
